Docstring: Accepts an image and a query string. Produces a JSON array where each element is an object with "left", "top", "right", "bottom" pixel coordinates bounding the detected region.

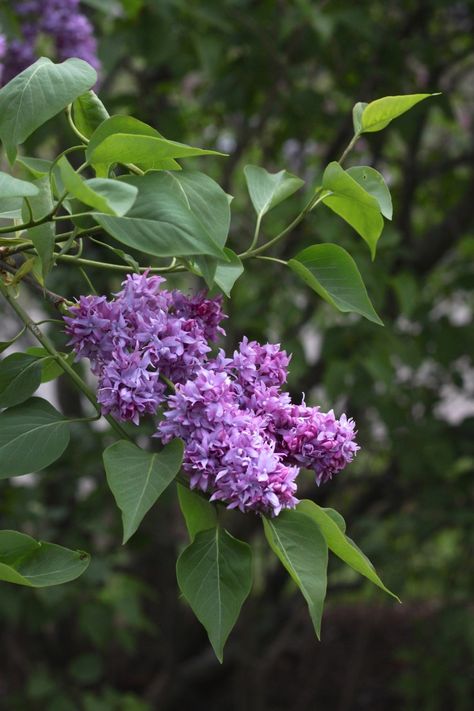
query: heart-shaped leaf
[
  {"left": 103, "top": 439, "right": 184, "bottom": 543},
  {"left": 288, "top": 244, "right": 383, "bottom": 325}
]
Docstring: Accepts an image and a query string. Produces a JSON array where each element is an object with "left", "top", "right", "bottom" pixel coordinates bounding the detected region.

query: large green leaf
[
  {"left": 103, "top": 439, "right": 184, "bottom": 543},
  {"left": 176, "top": 526, "right": 252, "bottom": 662},
  {"left": 177, "top": 484, "right": 217, "bottom": 541},
  {"left": 0, "top": 57, "right": 97, "bottom": 163},
  {"left": 297, "top": 500, "right": 400, "bottom": 601},
  {"left": 0, "top": 530, "right": 90, "bottom": 587},
  {"left": 0, "top": 353, "right": 43, "bottom": 408},
  {"left": 288, "top": 244, "right": 383, "bottom": 325},
  {"left": 21, "top": 175, "right": 55, "bottom": 281},
  {"left": 88, "top": 134, "right": 225, "bottom": 174},
  {"left": 244, "top": 165, "right": 304, "bottom": 219},
  {"left": 72, "top": 90, "right": 109, "bottom": 139},
  {"left": 0, "top": 397, "right": 70, "bottom": 478},
  {"left": 86, "top": 115, "right": 184, "bottom": 175},
  {"left": 346, "top": 166, "right": 393, "bottom": 220},
  {"left": 95, "top": 172, "right": 228, "bottom": 259},
  {"left": 322, "top": 162, "right": 384, "bottom": 258},
  {"left": 263, "top": 508, "right": 328, "bottom": 638},
  {"left": 163, "top": 171, "right": 232, "bottom": 289},
  {"left": 0, "top": 172, "right": 39, "bottom": 198},
  {"left": 58, "top": 157, "right": 138, "bottom": 216},
  {"left": 360, "top": 93, "right": 440, "bottom": 133}
]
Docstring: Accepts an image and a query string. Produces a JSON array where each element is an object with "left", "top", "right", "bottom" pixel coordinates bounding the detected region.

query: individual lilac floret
[
  {"left": 281, "top": 405, "right": 359, "bottom": 485},
  {"left": 158, "top": 367, "right": 298, "bottom": 516}
]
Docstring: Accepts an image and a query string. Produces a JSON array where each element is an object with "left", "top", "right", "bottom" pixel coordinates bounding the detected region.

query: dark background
[{"left": 1, "top": 1, "right": 473, "bottom": 709}]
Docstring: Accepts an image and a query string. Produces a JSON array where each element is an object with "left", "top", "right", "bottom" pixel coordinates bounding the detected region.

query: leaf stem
[
  {"left": 338, "top": 133, "right": 360, "bottom": 165},
  {"left": 240, "top": 191, "right": 328, "bottom": 259}
]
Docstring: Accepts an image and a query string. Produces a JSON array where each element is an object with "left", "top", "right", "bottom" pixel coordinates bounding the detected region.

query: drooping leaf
[
  {"left": 244, "top": 165, "right": 304, "bottom": 219},
  {"left": 177, "top": 484, "right": 217, "bottom": 541},
  {"left": 176, "top": 526, "right": 253, "bottom": 662},
  {"left": 72, "top": 90, "right": 109, "bottom": 139},
  {"left": 263, "top": 508, "right": 328, "bottom": 638},
  {"left": 58, "top": 157, "right": 138, "bottom": 216},
  {"left": 95, "top": 172, "right": 228, "bottom": 259},
  {"left": 103, "top": 439, "right": 184, "bottom": 543},
  {"left": 322, "top": 162, "right": 384, "bottom": 258},
  {"left": 0, "top": 57, "right": 97, "bottom": 163},
  {"left": 213, "top": 248, "right": 244, "bottom": 296},
  {"left": 0, "top": 353, "right": 43, "bottom": 408},
  {"left": 22, "top": 176, "right": 55, "bottom": 280},
  {"left": 86, "top": 115, "right": 185, "bottom": 175},
  {"left": 0, "top": 397, "right": 70, "bottom": 478},
  {"left": 360, "top": 93, "right": 440, "bottom": 133},
  {"left": 288, "top": 244, "right": 383, "bottom": 325},
  {"left": 0, "top": 172, "right": 39, "bottom": 198},
  {"left": 297, "top": 500, "right": 400, "bottom": 601},
  {"left": 0, "top": 530, "right": 90, "bottom": 587}
]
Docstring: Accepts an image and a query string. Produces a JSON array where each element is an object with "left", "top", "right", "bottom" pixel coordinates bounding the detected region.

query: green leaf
[
  {"left": 176, "top": 527, "right": 252, "bottom": 662},
  {"left": 0, "top": 397, "right": 70, "bottom": 478},
  {"left": 0, "top": 327, "right": 26, "bottom": 354},
  {"left": 263, "top": 508, "right": 328, "bottom": 638},
  {"left": 25, "top": 347, "right": 73, "bottom": 383},
  {"left": 352, "top": 101, "right": 367, "bottom": 134},
  {"left": 103, "top": 439, "right": 184, "bottom": 543},
  {"left": 322, "top": 162, "right": 384, "bottom": 258},
  {"left": 86, "top": 115, "right": 185, "bottom": 175},
  {"left": 88, "top": 134, "right": 225, "bottom": 174},
  {"left": 58, "top": 157, "right": 138, "bottom": 216},
  {"left": 0, "top": 197, "right": 23, "bottom": 219},
  {"left": 0, "top": 530, "right": 90, "bottom": 587},
  {"left": 95, "top": 172, "right": 228, "bottom": 259},
  {"left": 346, "top": 166, "right": 392, "bottom": 220},
  {"left": 0, "top": 353, "right": 43, "bottom": 408},
  {"left": 321, "top": 507, "right": 346, "bottom": 533},
  {"left": 360, "top": 93, "right": 440, "bottom": 133},
  {"left": 162, "top": 171, "right": 232, "bottom": 288},
  {"left": 22, "top": 176, "right": 55, "bottom": 280},
  {"left": 213, "top": 248, "right": 244, "bottom": 296},
  {"left": 288, "top": 244, "right": 383, "bottom": 325},
  {"left": 177, "top": 484, "right": 217, "bottom": 541},
  {"left": 0, "top": 171, "right": 39, "bottom": 198},
  {"left": 72, "top": 90, "right": 109, "bottom": 139},
  {"left": 297, "top": 500, "right": 400, "bottom": 601},
  {"left": 0, "top": 57, "right": 97, "bottom": 163},
  {"left": 17, "top": 156, "right": 53, "bottom": 179},
  {"left": 244, "top": 165, "right": 304, "bottom": 219}
]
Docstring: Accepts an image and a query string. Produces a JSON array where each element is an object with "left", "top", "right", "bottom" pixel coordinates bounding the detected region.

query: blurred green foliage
[{"left": 1, "top": 0, "right": 473, "bottom": 708}]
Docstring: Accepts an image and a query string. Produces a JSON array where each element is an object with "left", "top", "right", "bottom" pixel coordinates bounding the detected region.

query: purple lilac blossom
[
  {"left": 1, "top": 0, "right": 99, "bottom": 85},
  {"left": 64, "top": 274, "right": 226, "bottom": 424},
  {"left": 65, "top": 275, "right": 358, "bottom": 515}
]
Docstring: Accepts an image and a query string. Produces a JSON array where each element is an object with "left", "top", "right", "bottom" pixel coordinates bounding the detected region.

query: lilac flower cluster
[
  {"left": 65, "top": 275, "right": 359, "bottom": 516},
  {"left": 0, "top": 0, "right": 99, "bottom": 85},
  {"left": 159, "top": 340, "right": 358, "bottom": 515},
  {"left": 64, "top": 274, "right": 225, "bottom": 424}
]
